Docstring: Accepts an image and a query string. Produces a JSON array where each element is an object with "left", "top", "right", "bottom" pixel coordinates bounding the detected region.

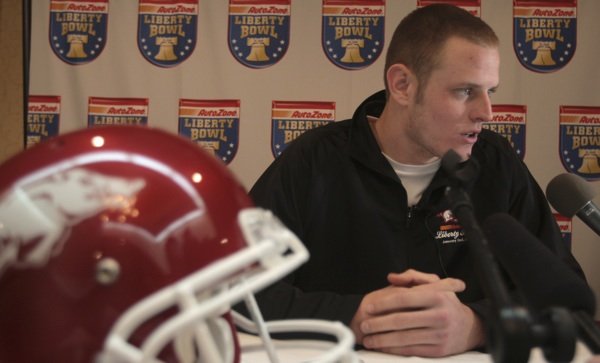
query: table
[{"left": 239, "top": 332, "right": 594, "bottom": 362}]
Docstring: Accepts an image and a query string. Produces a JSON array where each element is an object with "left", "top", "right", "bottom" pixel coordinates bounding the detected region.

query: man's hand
[{"left": 350, "top": 269, "right": 485, "bottom": 357}]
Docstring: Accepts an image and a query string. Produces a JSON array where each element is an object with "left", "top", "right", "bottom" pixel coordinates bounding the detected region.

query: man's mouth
[{"left": 462, "top": 131, "right": 479, "bottom": 142}]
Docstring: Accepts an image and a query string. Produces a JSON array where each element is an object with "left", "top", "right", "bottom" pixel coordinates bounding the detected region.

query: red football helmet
[{"left": 0, "top": 126, "right": 356, "bottom": 363}]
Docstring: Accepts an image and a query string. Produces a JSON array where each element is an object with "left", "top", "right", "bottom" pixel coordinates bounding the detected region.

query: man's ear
[{"left": 386, "top": 64, "right": 415, "bottom": 106}]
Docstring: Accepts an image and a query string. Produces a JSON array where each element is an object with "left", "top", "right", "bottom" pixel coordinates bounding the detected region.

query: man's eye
[{"left": 460, "top": 88, "right": 473, "bottom": 97}]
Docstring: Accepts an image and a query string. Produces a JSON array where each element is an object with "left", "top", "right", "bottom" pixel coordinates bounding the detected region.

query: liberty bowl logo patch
[
  {"left": 27, "top": 96, "right": 61, "bottom": 148},
  {"left": 513, "top": 0, "right": 577, "bottom": 73},
  {"left": 138, "top": 0, "right": 198, "bottom": 68},
  {"left": 271, "top": 101, "right": 335, "bottom": 158},
  {"left": 49, "top": 0, "right": 108, "bottom": 65},
  {"left": 322, "top": 0, "right": 384, "bottom": 70},
  {"left": 178, "top": 99, "right": 240, "bottom": 164},
  {"left": 559, "top": 106, "right": 600, "bottom": 181},
  {"left": 484, "top": 105, "right": 527, "bottom": 160},
  {"left": 228, "top": 0, "right": 290, "bottom": 69},
  {"left": 88, "top": 97, "right": 149, "bottom": 127}
]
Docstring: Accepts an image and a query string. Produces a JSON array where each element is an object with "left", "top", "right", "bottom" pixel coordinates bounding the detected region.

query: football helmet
[{"left": 0, "top": 126, "right": 356, "bottom": 363}]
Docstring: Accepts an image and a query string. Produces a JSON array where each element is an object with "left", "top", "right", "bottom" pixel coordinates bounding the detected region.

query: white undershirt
[{"left": 382, "top": 152, "right": 441, "bottom": 206}]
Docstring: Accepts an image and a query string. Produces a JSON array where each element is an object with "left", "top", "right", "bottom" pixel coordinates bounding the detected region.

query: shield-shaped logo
[
  {"left": 88, "top": 97, "right": 149, "bottom": 127},
  {"left": 513, "top": 0, "right": 577, "bottom": 73},
  {"left": 49, "top": 0, "right": 109, "bottom": 65},
  {"left": 178, "top": 99, "right": 240, "bottom": 164},
  {"left": 138, "top": 0, "right": 198, "bottom": 68},
  {"left": 484, "top": 105, "right": 527, "bottom": 160},
  {"left": 271, "top": 101, "right": 335, "bottom": 158},
  {"left": 27, "top": 96, "right": 61, "bottom": 148},
  {"left": 322, "top": 0, "right": 385, "bottom": 70},
  {"left": 559, "top": 106, "right": 600, "bottom": 181},
  {"left": 228, "top": 0, "right": 291, "bottom": 69}
]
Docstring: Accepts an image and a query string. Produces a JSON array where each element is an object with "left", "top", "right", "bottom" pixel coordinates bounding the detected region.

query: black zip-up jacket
[{"left": 239, "top": 90, "right": 586, "bottom": 328}]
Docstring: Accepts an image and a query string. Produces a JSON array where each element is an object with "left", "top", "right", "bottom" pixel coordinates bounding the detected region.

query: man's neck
[{"left": 369, "top": 106, "right": 439, "bottom": 165}]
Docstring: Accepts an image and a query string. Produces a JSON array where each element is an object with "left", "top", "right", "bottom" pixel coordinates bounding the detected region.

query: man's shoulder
[
  {"left": 475, "top": 128, "right": 518, "bottom": 158},
  {"left": 287, "top": 118, "right": 353, "bottom": 150}
]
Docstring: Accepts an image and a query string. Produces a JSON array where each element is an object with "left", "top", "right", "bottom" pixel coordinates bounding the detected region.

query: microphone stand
[{"left": 441, "top": 150, "right": 577, "bottom": 363}]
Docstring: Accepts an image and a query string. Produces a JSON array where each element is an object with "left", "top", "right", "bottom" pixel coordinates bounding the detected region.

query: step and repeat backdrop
[{"left": 28, "top": 0, "right": 600, "bottom": 315}]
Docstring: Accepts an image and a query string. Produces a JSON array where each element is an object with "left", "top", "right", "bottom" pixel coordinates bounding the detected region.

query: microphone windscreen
[
  {"left": 483, "top": 213, "right": 595, "bottom": 315},
  {"left": 546, "top": 173, "right": 596, "bottom": 217},
  {"left": 441, "top": 149, "right": 462, "bottom": 174}
]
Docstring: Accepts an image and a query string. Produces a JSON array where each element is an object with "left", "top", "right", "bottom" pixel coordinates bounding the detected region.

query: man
[{"left": 237, "top": 4, "right": 586, "bottom": 358}]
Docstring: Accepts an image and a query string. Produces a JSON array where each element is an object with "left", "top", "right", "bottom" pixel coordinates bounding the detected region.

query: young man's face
[{"left": 406, "top": 36, "right": 500, "bottom": 162}]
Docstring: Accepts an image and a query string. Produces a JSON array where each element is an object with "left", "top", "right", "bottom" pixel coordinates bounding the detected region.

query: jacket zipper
[{"left": 406, "top": 206, "right": 416, "bottom": 227}]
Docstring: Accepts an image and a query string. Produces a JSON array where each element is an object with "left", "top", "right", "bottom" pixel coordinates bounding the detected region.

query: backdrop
[{"left": 28, "top": 0, "right": 600, "bottom": 317}]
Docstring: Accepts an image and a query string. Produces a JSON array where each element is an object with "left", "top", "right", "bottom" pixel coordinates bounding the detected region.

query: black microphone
[
  {"left": 442, "top": 150, "right": 534, "bottom": 363},
  {"left": 483, "top": 213, "right": 600, "bottom": 354},
  {"left": 546, "top": 173, "right": 600, "bottom": 236}
]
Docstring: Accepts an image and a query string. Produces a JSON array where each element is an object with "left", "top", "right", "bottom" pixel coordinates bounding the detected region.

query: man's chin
[
  {"left": 457, "top": 146, "right": 475, "bottom": 161},
  {"left": 442, "top": 148, "right": 472, "bottom": 162}
]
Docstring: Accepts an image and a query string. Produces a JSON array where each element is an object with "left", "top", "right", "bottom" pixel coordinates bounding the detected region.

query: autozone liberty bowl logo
[
  {"left": 49, "top": 0, "right": 109, "bottom": 64},
  {"left": 178, "top": 99, "right": 240, "bottom": 164},
  {"left": 228, "top": 0, "right": 290, "bottom": 69},
  {"left": 559, "top": 106, "right": 600, "bottom": 181},
  {"left": 484, "top": 105, "right": 527, "bottom": 160},
  {"left": 513, "top": 1, "right": 577, "bottom": 73},
  {"left": 322, "top": 0, "right": 385, "bottom": 70},
  {"left": 137, "top": 0, "right": 198, "bottom": 68},
  {"left": 271, "top": 101, "right": 335, "bottom": 158}
]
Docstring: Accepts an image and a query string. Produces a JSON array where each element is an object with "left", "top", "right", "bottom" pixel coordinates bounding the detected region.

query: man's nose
[{"left": 472, "top": 93, "right": 493, "bottom": 122}]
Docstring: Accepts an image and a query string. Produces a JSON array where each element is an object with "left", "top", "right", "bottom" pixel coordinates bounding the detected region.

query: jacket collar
[{"left": 347, "top": 90, "right": 400, "bottom": 181}]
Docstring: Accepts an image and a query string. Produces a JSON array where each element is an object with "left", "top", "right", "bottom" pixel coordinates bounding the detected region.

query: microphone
[
  {"left": 546, "top": 173, "right": 600, "bottom": 236},
  {"left": 442, "top": 150, "right": 534, "bottom": 363},
  {"left": 483, "top": 213, "right": 600, "bottom": 354}
]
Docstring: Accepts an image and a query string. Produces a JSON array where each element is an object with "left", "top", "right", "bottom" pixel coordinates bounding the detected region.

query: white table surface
[{"left": 239, "top": 332, "right": 593, "bottom": 363}]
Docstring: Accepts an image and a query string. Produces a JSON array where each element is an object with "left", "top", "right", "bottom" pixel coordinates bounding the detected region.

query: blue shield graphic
[
  {"left": 49, "top": 0, "right": 108, "bottom": 65},
  {"left": 178, "top": 100, "right": 240, "bottom": 164},
  {"left": 559, "top": 106, "right": 600, "bottom": 181},
  {"left": 513, "top": 1, "right": 577, "bottom": 73},
  {"left": 88, "top": 97, "right": 149, "bottom": 128},
  {"left": 138, "top": 0, "right": 198, "bottom": 68},
  {"left": 322, "top": 0, "right": 385, "bottom": 70},
  {"left": 228, "top": 0, "right": 291, "bottom": 69},
  {"left": 271, "top": 101, "right": 335, "bottom": 158},
  {"left": 27, "top": 95, "right": 61, "bottom": 148},
  {"left": 485, "top": 105, "right": 527, "bottom": 160}
]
